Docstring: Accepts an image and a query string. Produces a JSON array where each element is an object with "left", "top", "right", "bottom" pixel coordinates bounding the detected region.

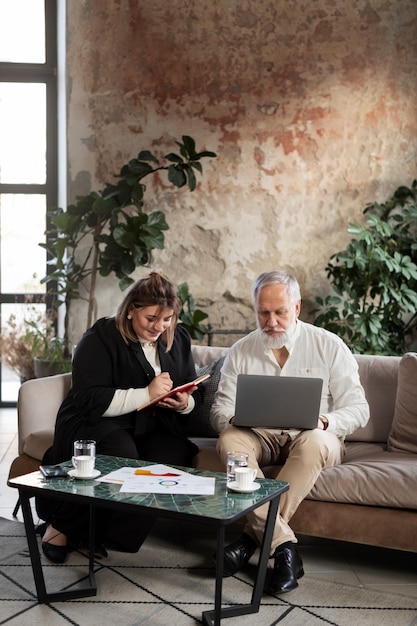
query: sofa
[{"left": 8, "top": 344, "right": 417, "bottom": 554}]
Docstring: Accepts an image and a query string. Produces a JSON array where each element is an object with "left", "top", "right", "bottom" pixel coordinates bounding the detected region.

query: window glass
[
  {"left": 1, "top": 302, "right": 46, "bottom": 401},
  {"left": 0, "top": 82, "right": 46, "bottom": 184},
  {"left": 0, "top": 0, "right": 45, "bottom": 63},
  {"left": 0, "top": 194, "right": 46, "bottom": 293},
  {"left": 0, "top": 361, "right": 20, "bottom": 402}
]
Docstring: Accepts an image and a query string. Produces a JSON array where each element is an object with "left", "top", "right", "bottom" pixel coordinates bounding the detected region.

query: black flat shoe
[
  {"left": 268, "top": 542, "right": 304, "bottom": 594},
  {"left": 216, "top": 533, "right": 257, "bottom": 577},
  {"left": 41, "top": 540, "right": 68, "bottom": 564}
]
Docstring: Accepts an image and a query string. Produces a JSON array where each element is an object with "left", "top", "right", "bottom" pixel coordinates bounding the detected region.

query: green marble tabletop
[{"left": 9, "top": 454, "right": 288, "bottom": 524}]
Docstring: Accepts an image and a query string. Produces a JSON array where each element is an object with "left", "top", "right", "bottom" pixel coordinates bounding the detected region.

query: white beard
[{"left": 258, "top": 319, "right": 297, "bottom": 350}]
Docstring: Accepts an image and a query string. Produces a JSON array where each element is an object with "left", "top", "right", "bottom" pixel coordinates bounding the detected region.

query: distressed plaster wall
[{"left": 66, "top": 0, "right": 417, "bottom": 344}]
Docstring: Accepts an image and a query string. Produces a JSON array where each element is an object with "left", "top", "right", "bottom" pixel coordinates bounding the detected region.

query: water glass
[
  {"left": 72, "top": 439, "right": 96, "bottom": 477},
  {"left": 226, "top": 450, "right": 249, "bottom": 483}
]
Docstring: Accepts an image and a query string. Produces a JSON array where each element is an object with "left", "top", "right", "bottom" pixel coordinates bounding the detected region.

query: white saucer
[
  {"left": 68, "top": 468, "right": 101, "bottom": 480},
  {"left": 228, "top": 481, "right": 260, "bottom": 493}
]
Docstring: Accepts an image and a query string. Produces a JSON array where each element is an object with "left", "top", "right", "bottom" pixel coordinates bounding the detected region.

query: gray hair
[{"left": 251, "top": 270, "right": 301, "bottom": 305}]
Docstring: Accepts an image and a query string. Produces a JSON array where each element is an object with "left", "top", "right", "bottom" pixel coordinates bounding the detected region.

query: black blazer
[{"left": 47, "top": 317, "right": 202, "bottom": 462}]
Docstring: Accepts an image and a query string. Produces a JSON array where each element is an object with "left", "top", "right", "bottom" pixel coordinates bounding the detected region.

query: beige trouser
[{"left": 217, "top": 426, "right": 344, "bottom": 554}]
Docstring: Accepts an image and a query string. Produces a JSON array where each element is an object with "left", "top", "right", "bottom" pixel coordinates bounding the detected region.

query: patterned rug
[{"left": 1, "top": 516, "right": 417, "bottom": 625}]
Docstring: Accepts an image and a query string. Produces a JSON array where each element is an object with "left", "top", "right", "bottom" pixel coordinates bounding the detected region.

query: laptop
[{"left": 233, "top": 374, "right": 323, "bottom": 429}]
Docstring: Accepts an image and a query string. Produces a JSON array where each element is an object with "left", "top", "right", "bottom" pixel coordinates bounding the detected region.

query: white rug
[{"left": 1, "top": 516, "right": 417, "bottom": 625}]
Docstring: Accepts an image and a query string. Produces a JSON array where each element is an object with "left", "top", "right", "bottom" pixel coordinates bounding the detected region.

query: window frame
[{"left": 0, "top": 0, "right": 58, "bottom": 406}]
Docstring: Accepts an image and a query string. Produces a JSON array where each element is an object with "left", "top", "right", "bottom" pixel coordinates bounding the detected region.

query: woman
[{"left": 37, "top": 270, "right": 203, "bottom": 563}]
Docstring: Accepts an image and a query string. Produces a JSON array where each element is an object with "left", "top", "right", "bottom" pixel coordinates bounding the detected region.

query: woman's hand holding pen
[
  {"left": 148, "top": 372, "right": 197, "bottom": 411},
  {"left": 158, "top": 386, "right": 197, "bottom": 411},
  {"left": 148, "top": 372, "right": 173, "bottom": 402}
]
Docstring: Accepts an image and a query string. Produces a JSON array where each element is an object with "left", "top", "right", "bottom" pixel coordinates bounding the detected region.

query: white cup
[
  {"left": 234, "top": 467, "right": 257, "bottom": 490},
  {"left": 72, "top": 455, "right": 95, "bottom": 477},
  {"left": 72, "top": 439, "right": 96, "bottom": 477}
]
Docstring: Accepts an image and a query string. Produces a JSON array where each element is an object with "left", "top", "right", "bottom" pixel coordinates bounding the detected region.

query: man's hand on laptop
[{"left": 318, "top": 416, "right": 329, "bottom": 430}]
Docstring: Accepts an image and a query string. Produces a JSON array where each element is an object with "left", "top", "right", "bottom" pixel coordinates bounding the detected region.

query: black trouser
[{"left": 36, "top": 428, "right": 197, "bottom": 552}]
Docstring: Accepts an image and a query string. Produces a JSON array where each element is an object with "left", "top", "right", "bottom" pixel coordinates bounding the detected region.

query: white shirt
[{"left": 210, "top": 321, "right": 369, "bottom": 437}]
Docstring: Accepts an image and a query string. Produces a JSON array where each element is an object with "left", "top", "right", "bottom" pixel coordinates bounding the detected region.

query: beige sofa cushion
[
  {"left": 388, "top": 352, "right": 417, "bottom": 454},
  {"left": 308, "top": 441, "right": 417, "bottom": 508},
  {"left": 191, "top": 344, "right": 229, "bottom": 367},
  {"left": 347, "top": 355, "right": 400, "bottom": 442}
]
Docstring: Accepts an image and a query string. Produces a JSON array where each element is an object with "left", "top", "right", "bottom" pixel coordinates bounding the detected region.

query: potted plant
[
  {"left": 0, "top": 308, "right": 71, "bottom": 380},
  {"left": 40, "top": 135, "right": 216, "bottom": 350},
  {"left": 24, "top": 314, "right": 72, "bottom": 377},
  {"left": 312, "top": 180, "right": 417, "bottom": 355},
  {"left": 0, "top": 314, "right": 36, "bottom": 381}
]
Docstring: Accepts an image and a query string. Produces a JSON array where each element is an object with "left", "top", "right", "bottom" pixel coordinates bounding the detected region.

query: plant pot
[{"left": 33, "top": 357, "right": 71, "bottom": 378}]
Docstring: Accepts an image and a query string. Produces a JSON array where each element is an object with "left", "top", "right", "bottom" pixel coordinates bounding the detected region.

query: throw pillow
[
  {"left": 186, "top": 357, "right": 225, "bottom": 437},
  {"left": 387, "top": 352, "right": 417, "bottom": 453}
]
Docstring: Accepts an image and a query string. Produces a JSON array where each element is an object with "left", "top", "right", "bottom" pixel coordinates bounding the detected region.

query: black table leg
[
  {"left": 19, "top": 490, "right": 98, "bottom": 603},
  {"left": 200, "top": 525, "right": 226, "bottom": 626},
  {"left": 202, "top": 495, "right": 281, "bottom": 624},
  {"left": 248, "top": 496, "right": 280, "bottom": 607},
  {"left": 20, "top": 492, "right": 48, "bottom": 602},
  {"left": 87, "top": 503, "right": 96, "bottom": 588}
]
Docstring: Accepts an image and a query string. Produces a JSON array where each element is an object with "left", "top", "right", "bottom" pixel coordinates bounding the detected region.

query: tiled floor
[{"left": 2, "top": 406, "right": 417, "bottom": 601}]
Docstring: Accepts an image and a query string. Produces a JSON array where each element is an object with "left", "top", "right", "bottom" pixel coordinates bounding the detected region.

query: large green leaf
[
  {"left": 168, "top": 165, "right": 187, "bottom": 188},
  {"left": 146, "top": 210, "right": 169, "bottom": 230},
  {"left": 137, "top": 150, "right": 159, "bottom": 164},
  {"left": 92, "top": 196, "right": 117, "bottom": 217}
]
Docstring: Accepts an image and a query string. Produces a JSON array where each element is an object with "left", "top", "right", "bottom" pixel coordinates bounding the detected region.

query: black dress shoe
[
  {"left": 41, "top": 540, "right": 68, "bottom": 564},
  {"left": 219, "top": 533, "right": 257, "bottom": 577},
  {"left": 268, "top": 542, "right": 304, "bottom": 594}
]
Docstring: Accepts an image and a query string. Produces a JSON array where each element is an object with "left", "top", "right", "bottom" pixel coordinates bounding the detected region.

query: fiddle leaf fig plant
[
  {"left": 40, "top": 136, "right": 216, "bottom": 351},
  {"left": 313, "top": 180, "right": 417, "bottom": 355}
]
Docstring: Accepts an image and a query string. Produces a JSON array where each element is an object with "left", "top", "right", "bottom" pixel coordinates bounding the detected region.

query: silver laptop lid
[{"left": 234, "top": 374, "right": 323, "bottom": 429}]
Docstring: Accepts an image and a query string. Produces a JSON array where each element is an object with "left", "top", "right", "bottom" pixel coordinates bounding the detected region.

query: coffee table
[{"left": 8, "top": 454, "right": 288, "bottom": 625}]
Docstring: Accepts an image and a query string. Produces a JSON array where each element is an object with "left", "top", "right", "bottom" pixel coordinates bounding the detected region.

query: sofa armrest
[
  {"left": 17, "top": 373, "right": 71, "bottom": 454},
  {"left": 23, "top": 429, "right": 55, "bottom": 461}
]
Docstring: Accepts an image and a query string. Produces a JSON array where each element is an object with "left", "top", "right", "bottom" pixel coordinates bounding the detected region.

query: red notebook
[{"left": 137, "top": 373, "right": 210, "bottom": 410}]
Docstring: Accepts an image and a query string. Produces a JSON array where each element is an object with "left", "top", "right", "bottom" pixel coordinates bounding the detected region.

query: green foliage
[
  {"left": 177, "top": 282, "right": 209, "bottom": 341},
  {"left": 24, "top": 316, "right": 71, "bottom": 373},
  {"left": 40, "top": 136, "right": 216, "bottom": 344},
  {"left": 312, "top": 180, "right": 417, "bottom": 355}
]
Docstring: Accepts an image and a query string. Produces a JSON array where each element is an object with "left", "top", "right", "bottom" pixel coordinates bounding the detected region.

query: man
[{"left": 210, "top": 270, "right": 369, "bottom": 594}]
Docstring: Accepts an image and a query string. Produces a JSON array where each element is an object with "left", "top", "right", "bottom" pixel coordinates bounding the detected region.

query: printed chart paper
[{"left": 97, "top": 464, "right": 216, "bottom": 495}]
